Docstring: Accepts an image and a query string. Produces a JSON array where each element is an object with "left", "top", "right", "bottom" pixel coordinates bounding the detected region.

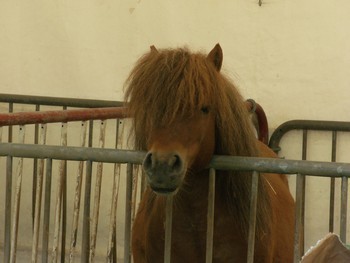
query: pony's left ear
[
  {"left": 150, "top": 45, "right": 158, "bottom": 53},
  {"left": 207, "top": 43, "right": 223, "bottom": 71}
]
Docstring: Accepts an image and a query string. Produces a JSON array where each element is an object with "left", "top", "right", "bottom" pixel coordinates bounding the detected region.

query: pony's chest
[
  {"left": 144, "top": 215, "right": 205, "bottom": 262},
  {"left": 145, "top": 207, "right": 246, "bottom": 262}
]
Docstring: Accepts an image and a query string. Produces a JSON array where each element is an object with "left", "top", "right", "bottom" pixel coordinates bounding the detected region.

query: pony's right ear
[
  {"left": 150, "top": 45, "right": 158, "bottom": 53},
  {"left": 207, "top": 43, "right": 223, "bottom": 71}
]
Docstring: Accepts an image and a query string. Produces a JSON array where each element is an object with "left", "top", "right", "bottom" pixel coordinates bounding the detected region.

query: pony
[{"left": 125, "top": 44, "right": 295, "bottom": 262}]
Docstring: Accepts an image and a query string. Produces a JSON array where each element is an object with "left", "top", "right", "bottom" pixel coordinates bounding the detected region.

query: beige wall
[
  {"left": 1, "top": 0, "right": 349, "bottom": 125},
  {"left": 1, "top": 0, "right": 350, "bottom": 260}
]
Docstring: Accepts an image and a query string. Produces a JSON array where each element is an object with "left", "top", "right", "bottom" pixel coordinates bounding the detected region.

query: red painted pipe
[
  {"left": 0, "top": 102, "right": 269, "bottom": 145},
  {"left": 245, "top": 100, "right": 269, "bottom": 145},
  {"left": 0, "top": 107, "right": 128, "bottom": 126}
]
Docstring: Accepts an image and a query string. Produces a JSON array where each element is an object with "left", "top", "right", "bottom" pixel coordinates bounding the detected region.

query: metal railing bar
[
  {"left": 124, "top": 163, "right": 133, "bottom": 263},
  {"left": 10, "top": 125, "right": 25, "bottom": 263},
  {"left": 4, "top": 103, "right": 13, "bottom": 263},
  {"left": 293, "top": 173, "right": 304, "bottom": 263},
  {"left": 340, "top": 176, "right": 348, "bottom": 243},
  {"left": 60, "top": 158, "right": 67, "bottom": 263},
  {"left": 69, "top": 121, "right": 87, "bottom": 262},
  {"left": 107, "top": 160, "right": 121, "bottom": 263},
  {"left": 4, "top": 155, "right": 13, "bottom": 263},
  {"left": 90, "top": 120, "right": 107, "bottom": 262},
  {"left": 32, "top": 124, "right": 47, "bottom": 262},
  {"left": 81, "top": 160, "right": 93, "bottom": 263},
  {"left": 209, "top": 155, "right": 350, "bottom": 177},
  {"left": 205, "top": 168, "right": 216, "bottom": 263},
  {"left": 107, "top": 118, "right": 124, "bottom": 262},
  {"left": 8, "top": 102, "right": 13, "bottom": 139},
  {"left": 114, "top": 119, "right": 124, "bottom": 262},
  {"left": 60, "top": 107, "right": 68, "bottom": 263},
  {"left": 269, "top": 120, "right": 350, "bottom": 153},
  {"left": 88, "top": 119, "right": 93, "bottom": 148},
  {"left": 81, "top": 121, "right": 94, "bottom": 262},
  {"left": 247, "top": 171, "right": 259, "bottom": 263},
  {"left": 131, "top": 165, "right": 140, "bottom": 226},
  {"left": 1, "top": 143, "right": 350, "bottom": 177},
  {"left": 0, "top": 93, "right": 123, "bottom": 108},
  {"left": 329, "top": 131, "right": 337, "bottom": 233},
  {"left": 300, "top": 130, "right": 307, "bottom": 256},
  {"left": 0, "top": 107, "right": 128, "bottom": 126},
  {"left": 1, "top": 143, "right": 348, "bottom": 262},
  {"left": 246, "top": 99, "right": 269, "bottom": 145},
  {"left": 32, "top": 104, "right": 40, "bottom": 230},
  {"left": 0, "top": 143, "right": 145, "bottom": 164},
  {"left": 164, "top": 195, "right": 173, "bottom": 263},
  {"left": 52, "top": 122, "right": 68, "bottom": 262},
  {"left": 42, "top": 158, "right": 53, "bottom": 263}
]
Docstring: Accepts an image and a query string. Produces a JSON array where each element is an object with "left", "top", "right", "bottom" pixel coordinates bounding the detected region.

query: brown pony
[{"left": 125, "top": 44, "right": 295, "bottom": 262}]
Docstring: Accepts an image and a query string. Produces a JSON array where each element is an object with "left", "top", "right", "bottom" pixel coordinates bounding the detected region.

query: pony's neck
[{"left": 176, "top": 169, "right": 211, "bottom": 206}]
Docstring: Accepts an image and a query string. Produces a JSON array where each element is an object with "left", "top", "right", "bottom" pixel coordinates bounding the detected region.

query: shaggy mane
[{"left": 124, "top": 46, "right": 271, "bottom": 240}]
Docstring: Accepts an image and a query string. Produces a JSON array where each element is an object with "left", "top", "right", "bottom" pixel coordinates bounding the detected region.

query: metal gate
[
  {"left": 269, "top": 120, "right": 350, "bottom": 258},
  {"left": 0, "top": 94, "right": 133, "bottom": 263},
  {"left": 1, "top": 136, "right": 350, "bottom": 263},
  {"left": 1, "top": 94, "right": 350, "bottom": 263}
]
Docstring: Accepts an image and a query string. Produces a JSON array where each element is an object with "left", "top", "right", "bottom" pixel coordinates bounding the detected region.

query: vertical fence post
[
  {"left": 247, "top": 171, "right": 259, "bottom": 263},
  {"left": 32, "top": 104, "right": 40, "bottom": 230},
  {"left": 10, "top": 125, "right": 25, "bottom": 263},
  {"left": 164, "top": 195, "right": 174, "bottom": 263},
  {"left": 4, "top": 102, "right": 13, "bottom": 263},
  {"left": 205, "top": 168, "right": 216, "bottom": 263},
  {"left": 300, "top": 130, "right": 308, "bottom": 256},
  {"left": 32, "top": 123, "right": 47, "bottom": 263},
  {"left": 340, "top": 176, "right": 348, "bottom": 243},
  {"left": 81, "top": 120, "right": 94, "bottom": 263},
  {"left": 329, "top": 131, "right": 337, "bottom": 232},
  {"left": 52, "top": 122, "right": 68, "bottom": 262},
  {"left": 60, "top": 107, "right": 68, "bottom": 263},
  {"left": 107, "top": 161, "right": 122, "bottom": 263},
  {"left": 294, "top": 173, "right": 304, "bottom": 263},
  {"left": 82, "top": 160, "right": 93, "bottom": 263},
  {"left": 131, "top": 165, "right": 140, "bottom": 224},
  {"left": 42, "top": 158, "right": 53, "bottom": 263},
  {"left": 4, "top": 155, "right": 13, "bottom": 263},
  {"left": 69, "top": 121, "right": 87, "bottom": 262},
  {"left": 90, "top": 120, "right": 107, "bottom": 262},
  {"left": 124, "top": 163, "right": 133, "bottom": 263},
  {"left": 107, "top": 119, "right": 124, "bottom": 262}
]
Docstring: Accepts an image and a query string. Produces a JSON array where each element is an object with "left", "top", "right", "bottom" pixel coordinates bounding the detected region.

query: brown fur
[
  {"left": 125, "top": 46, "right": 270, "bottom": 237},
  {"left": 125, "top": 45, "right": 294, "bottom": 262}
]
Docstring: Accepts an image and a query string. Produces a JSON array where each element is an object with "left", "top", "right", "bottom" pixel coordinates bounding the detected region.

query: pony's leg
[
  {"left": 131, "top": 198, "right": 148, "bottom": 263},
  {"left": 131, "top": 240, "right": 147, "bottom": 263}
]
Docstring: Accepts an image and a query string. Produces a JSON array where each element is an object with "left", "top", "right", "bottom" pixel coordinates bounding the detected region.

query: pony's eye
[{"left": 201, "top": 106, "right": 210, "bottom": 114}]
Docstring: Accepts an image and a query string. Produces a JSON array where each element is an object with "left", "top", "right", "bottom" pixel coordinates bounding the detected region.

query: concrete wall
[
  {"left": 1, "top": 1, "right": 349, "bottom": 124},
  {"left": 1, "top": 0, "right": 350, "bottom": 260}
]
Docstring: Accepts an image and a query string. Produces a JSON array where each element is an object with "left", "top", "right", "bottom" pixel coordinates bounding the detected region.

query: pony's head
[{"left": 125, "top": 44, "right": 258, "bottom": 195}]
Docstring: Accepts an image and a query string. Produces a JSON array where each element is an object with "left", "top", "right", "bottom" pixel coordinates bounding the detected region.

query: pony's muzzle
[{"left": 143, "top": 151, "right": 184, "bottom": 195}]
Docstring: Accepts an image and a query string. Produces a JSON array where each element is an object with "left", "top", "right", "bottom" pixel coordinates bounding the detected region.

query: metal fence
[
  {"left": 1, "top": 143, "right": 350, "bottom": 263},
  {"left": 269, "top": 120, "right": 350, "bottom": 257},
  {"left": 0, "top": 94, "right": 131, "bottom": 263},
  {"left": 1, "top": 94, "right": 350, "bottom": 263}
]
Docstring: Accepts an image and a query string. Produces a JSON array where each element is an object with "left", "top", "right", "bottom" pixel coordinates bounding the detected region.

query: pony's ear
[
  {"left": 207, "top": 43, "right": 223, "bottom": 71},
  {"left": 150, "top": 45, "right": 158, "bottom": 53}
]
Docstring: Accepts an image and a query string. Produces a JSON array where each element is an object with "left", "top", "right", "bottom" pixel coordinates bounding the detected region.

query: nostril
[
  {"left": 143, "top": 152, "right": 153, "bottom": 171},
  {"left": 144, "top": 152, "right": 184, "bottom": 176},
  {"left": 170, "top": 154, "right": 183, "bottom": 172},
  {"left": 167, "top": 155, "right": 176, "bottom": 166}
]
